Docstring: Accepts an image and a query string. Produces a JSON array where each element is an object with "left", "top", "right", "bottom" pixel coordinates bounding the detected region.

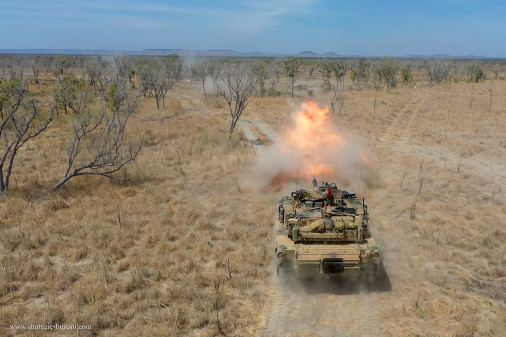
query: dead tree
[
  {"left": 0, "top": 77, "right": 54, "bottom": 194},
  {"left": 196, "top": 62, "right": 209, "bottom": 100},
  {"left": 330, "top": 86, "right": 343, "bottom": 115},
  {"left": 424, "top": 59, "right": 451, "bottom": 85},
  {"left": 488, "top": 85, "right": 494, "bottom": 112},
  {"left": 218, "top": 66, "right": 258, "bottom": 143},
  {"left": 53, "top": 55, "right": 73, "bottom": 76},
  {"left": 113, "top": 54, "right": 128, "bottom": 80},
  {"left": 270, "top": 59, "right": 283, "bottom": 85},
  {"left": 164, "top": 54, "right": 184, "bottom": 83},
  {"left": 208, "top": 61, "right": 223, "bottom": 96},
  {"left": 52, "top": 80, "right": 142, "bottom": 190},
  {"left": 84, "top": 56, "right": 106, "bottom": 89},
  {"left": 31, "top": 56, "right": 42, "bottom": 84}
]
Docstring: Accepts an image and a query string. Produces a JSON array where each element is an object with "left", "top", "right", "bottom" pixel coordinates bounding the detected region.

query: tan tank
[{"left": 275, "top": 181, "right": 381, "bottom": 279}]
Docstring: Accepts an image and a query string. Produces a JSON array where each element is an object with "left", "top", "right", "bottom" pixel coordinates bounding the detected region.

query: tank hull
[{"left": 276, "top": 234, "right": 380, "bottom": 275}]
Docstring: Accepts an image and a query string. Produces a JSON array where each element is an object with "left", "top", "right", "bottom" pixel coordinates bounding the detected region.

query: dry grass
[
  {"left": 245, "top": 77, "right": 506, "bottom": 336},
  {"left": 1, "top": 80, "right": 274, "bottom": 336},
  {"left": 1, "top": 69, "right": 506, "bottom": 337}
]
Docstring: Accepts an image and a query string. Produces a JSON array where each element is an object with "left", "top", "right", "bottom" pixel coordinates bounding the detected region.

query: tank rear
[{"left": 275, "top": 182, "right": 380, "bottom": 278}]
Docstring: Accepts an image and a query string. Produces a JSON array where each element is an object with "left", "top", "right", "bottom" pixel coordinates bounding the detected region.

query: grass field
[{"left": 1, "top": 69, "right": 505, "bottom": 336}]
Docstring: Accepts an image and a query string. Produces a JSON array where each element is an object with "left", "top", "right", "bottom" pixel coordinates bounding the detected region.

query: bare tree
[
  {"left": 164, "top": 54, "right": 184, "bottom": 83},
  {"left": 138, "top": 58, "right": 177, "bottom": 110},
  {"left": 53, "top": 80, "right": 142, "bottom": 190},
  {"left": 0, "top": 77, "right": 54, "bottom": 194},
  {"left": 0, "top": 56, "right": 7, "bottom": 80},
  {"left": 53, "top": 55, "right": 74, "bottom": 76},
  {"left": 330, "top": 86, "right": 344, "bottom": 116},
  {"left": 218, "top": 66, "right": 258, "bottom": 143},
  {"left": 208, "top": 61, "right": 223, "bottom": 96},
  {"left": 195, "top": 62, "right": 209, "bottom": 100},
  {"left": 190, "top": 65, "right": 199, "bottom": 81},
  {"left": 112, "top": 54, "right": 129, "bottom": 80},
  {"left": 284, "top": 56, "right": 303, "bottom": 96},
  {"left": 4, "top": 57, "right": 25, "bottom": 81},
  {"left": 269, "top": 59, "right": 284, "bottom": 85},
  {"left": 30, "top": 56, "right": 42, "bottom": 84},
  {"left": 424, "top": 58, "right": 451, "bottom": 85},
  {"left": 84, "top": 56, "right": 107, "bottom": 88},
  {"left": 488, "top": 85, "right": 494, "bottom": 112}
]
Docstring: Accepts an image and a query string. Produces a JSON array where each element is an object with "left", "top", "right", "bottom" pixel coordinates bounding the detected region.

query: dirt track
[
  {"left": 244, "top": 85, "right": 505, "bottom": 336},
  {"left": 179, "top": 82, "right": 505, "bottom": 337},
  {"left": 249, "top": 115, "right": 394, "bottom": 337}
]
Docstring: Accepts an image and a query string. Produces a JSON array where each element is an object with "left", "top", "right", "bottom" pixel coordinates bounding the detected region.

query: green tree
[
  {"left": 351, "top": 58, "right": 369, "bottom": 88},
  {"left": 467, "top": 63, "right": 486, "bottom": 82},
  {"left": 331, "top": 60, "right": 347, "bottom": 89},
  {"left": 54, "top": 75, "right": 83, "bottom": 114},
  {"left": 252, "top": 63, "right": 268, "bottom": 96},
  {"left": 284, "top": 56, "right": 303, "bottom": 96},
  {"left": 317, "top": 61, "right": 333, "bottom": 92},
  {"left": 401, "top": 64, "right": 413, "bottom": 85},
  {"left": 376, "top": 57, "right": 400, "bottom": 92}
]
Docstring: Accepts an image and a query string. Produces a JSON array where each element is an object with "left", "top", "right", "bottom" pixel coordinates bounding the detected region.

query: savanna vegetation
[{"left": 1, "top": 53, "right": 505, "bottom": 336}]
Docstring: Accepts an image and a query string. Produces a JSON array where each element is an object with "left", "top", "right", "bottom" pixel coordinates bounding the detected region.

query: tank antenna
[
  {"left": 357, "top": 168, "right": 363, "bottom": 194},
  {"left": 295, "top": 166, "right": 300, "bottom": 190}
]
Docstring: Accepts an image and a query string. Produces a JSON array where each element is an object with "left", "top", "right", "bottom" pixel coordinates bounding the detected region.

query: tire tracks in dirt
[
  {"left": 245, "top": 118, "right": 392, "bottom": 337},
  {"left": 174, "top": 84, "right": 209, "bottom": 114}
]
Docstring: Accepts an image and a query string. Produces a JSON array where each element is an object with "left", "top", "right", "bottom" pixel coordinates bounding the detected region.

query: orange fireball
[
  {"left": 255, "top": 101, "right": 373, "bottom": 191},
  {"left": 278, "top": 102, "right": 346, "bottom": 179}
]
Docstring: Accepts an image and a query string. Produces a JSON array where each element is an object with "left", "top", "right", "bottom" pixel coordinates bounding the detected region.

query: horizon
[
  {"left": 1, "top": 1, "right": 505, "bottom": 57},
  {"left": 1, "top": 47, "right": 505, "bottom": 59}
]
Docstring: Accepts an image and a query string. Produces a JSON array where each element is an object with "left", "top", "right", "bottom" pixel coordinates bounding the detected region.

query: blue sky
[{"left": 1, "top": 0, "right": 505, "bottom": 56}]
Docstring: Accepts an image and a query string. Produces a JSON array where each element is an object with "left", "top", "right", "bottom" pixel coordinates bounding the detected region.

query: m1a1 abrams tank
[{"left": 275, "top": 181, "right": 381, "bottom": 280}]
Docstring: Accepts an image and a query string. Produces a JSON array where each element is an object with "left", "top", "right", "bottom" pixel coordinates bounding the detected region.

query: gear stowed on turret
[{"left": 275, "top": 179, "right": 381, "bottom": 280}]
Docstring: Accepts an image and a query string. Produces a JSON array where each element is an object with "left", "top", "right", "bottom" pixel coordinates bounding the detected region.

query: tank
[{"left": 275, "top": 181, "right": 381, "bottom": 280}]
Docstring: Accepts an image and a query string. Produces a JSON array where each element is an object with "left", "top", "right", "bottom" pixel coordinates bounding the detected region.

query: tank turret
[{"left": 275, "top": 181, "right": 380, "bottom": 279}]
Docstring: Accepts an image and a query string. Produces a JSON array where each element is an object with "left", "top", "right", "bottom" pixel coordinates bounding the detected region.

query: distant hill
[{"left": 0, "top": 48, "right": 503, "bottom": 59}]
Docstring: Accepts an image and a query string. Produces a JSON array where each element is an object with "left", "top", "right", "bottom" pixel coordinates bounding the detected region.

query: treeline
[
  {"left": 1, "top": 54, "right": 504, "bottom": 195},
  {"left": 1, "top": 54, "right": 504, "bottom": 95}
]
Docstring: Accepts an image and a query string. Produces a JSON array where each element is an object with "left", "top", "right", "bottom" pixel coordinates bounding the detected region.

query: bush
[
  {"left": 266, "top": 87, "right": 281, "bottom": 97},
  {"left": 320, "top": 81, "right": 332, "bottom": 93},
  {"left": 376, "top": 57, "right": 399, "bottom": 92},
  {"left": 468, "top": 64, "right": 486, "bottom": 83}
]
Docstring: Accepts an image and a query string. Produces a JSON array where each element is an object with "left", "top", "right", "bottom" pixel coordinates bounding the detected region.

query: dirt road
[
  {"left": 176, "top": 83, "right": 505, "bottom": 337},
  {"left": 250, "top": 118, "right": 394, "bottom": 337}
]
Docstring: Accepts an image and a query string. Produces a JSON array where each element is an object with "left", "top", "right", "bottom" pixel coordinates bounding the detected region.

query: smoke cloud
[{"left": 253, "top": 101, "right": 375, "bottom": 191}]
